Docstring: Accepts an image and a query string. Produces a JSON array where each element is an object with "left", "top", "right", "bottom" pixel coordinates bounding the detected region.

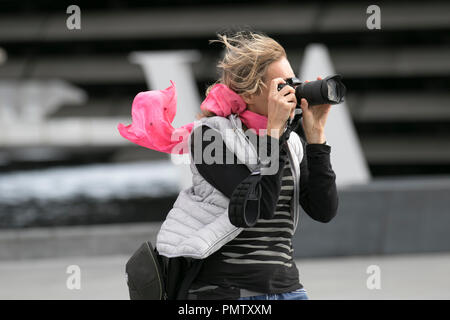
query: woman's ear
[{"left": 241, "top": 93, "right": 254, "bottom": 105}]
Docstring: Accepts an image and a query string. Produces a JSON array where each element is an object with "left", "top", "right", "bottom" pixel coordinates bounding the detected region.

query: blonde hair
[{"left": 197, "top": 31, "right": 286, "bottom": 119}]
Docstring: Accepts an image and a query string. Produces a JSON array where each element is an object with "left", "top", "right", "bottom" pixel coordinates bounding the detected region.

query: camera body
[{"left": 277, "top": 74, "right": 346, "bottom": 107}]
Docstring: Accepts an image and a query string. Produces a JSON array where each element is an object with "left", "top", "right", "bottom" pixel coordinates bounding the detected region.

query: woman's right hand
[{"left": 266, "top": 78, "right": 297, "bottom": 138}]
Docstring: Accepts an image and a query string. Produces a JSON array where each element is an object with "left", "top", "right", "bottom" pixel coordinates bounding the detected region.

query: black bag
[{"left": 125, "top": 241, "right": 203, "bottom": 300}]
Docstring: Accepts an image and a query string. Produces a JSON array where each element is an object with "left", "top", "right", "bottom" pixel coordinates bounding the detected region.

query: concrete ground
[{"left": 0, "top": 252, "right": 449, "bottom": 300}]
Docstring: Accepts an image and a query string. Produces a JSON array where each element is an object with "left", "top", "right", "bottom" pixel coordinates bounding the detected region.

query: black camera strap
[
  {"left": 282, "top": 108, "right": 303, "bottom": 143},
  {"left": 228, "top": 170, "right": 262, "bottom": 228}
]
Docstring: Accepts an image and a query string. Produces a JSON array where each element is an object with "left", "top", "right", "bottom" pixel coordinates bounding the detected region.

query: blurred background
[{"left": 0, "top": 0, "right": 449, "bottom": 299}]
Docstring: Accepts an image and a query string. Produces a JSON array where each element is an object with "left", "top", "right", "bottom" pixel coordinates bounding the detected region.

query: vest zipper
[{"left": 202, "top": 226, "right": 243, "bottom": 258}]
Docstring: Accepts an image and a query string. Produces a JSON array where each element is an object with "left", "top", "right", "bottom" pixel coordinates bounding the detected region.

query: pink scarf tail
[{"left": 118, "top": 81, "right": 268, "bottom": 154}]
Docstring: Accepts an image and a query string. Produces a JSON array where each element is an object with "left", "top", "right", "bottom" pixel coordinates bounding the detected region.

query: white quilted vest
[{"left": 156, "top": 114, "right": 304, "bottom": 259}]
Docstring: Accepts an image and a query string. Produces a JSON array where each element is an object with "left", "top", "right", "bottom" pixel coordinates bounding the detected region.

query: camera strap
[
  {"left": 282, "top": 108, "right": 303, "bottom": 144},
  {"left": 228, "top": 170, "right": 262, "bottom": 228}
]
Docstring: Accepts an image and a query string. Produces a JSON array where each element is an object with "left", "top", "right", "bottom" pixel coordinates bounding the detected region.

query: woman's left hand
[{"left": 299, "top": 76, "right": 331, "bottom": 144}]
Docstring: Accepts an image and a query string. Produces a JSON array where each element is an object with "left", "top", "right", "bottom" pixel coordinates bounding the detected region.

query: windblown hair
[{"left": 197, "top": 31, "right": 286, "bottom": 119}]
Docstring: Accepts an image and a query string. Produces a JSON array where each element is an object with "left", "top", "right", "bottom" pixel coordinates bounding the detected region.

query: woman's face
[{"left": 243, "top": 56, "right": 296, "bottom": 117}]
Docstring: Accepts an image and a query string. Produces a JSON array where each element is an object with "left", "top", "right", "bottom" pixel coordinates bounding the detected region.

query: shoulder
[
  {"left": 189, "top": 116, "right": 232, "bottom": 139},
  {"left": 189, "top": 116, "right": 235, "bottom": 146},
  {"left": 200, "top": 115, "right": 232, "bottom": 129},
  {"left": 189, "top": 120, "right": 228, "bottom": 158}
]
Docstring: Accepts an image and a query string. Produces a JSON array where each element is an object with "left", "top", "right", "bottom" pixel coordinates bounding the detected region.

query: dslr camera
[{"left": 277, "top": 74, "right": 346, "bottom": 106}]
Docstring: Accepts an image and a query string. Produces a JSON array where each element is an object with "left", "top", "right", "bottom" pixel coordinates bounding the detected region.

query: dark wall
[
  {"left": 1, "top": 0, "right": 449, "bottom": 176},
  {"left": 293, "top": 177, "right": 450, "bottom": 257}
]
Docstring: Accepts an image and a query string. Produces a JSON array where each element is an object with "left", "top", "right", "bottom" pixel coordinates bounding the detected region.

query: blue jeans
[{"left": 238, "top": 288, "right": 308, "bottom": 300}]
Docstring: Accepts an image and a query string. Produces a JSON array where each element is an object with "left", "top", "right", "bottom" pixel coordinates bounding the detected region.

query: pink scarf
[{"left": 117, "top": 81, "right": 268, "bottom": 155}]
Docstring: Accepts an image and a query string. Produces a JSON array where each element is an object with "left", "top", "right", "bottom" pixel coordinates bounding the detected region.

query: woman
[{"left": 119, "top": 31, "right": 338, "bottom": 300}]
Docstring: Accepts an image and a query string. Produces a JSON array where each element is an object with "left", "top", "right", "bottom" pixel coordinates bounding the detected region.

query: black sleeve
[
  {"left": 298, "top": 137, "right": 339, "bottom": 223},
  {"left": 190, "top": 124, "right": 287, "bottom": 220}
]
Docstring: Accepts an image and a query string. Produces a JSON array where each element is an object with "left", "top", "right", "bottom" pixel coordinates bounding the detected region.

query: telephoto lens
[{"left": 278, "top": 74, "right": 346, "bottom": 106}]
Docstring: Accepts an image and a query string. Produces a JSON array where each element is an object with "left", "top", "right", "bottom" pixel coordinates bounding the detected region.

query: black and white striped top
[
  {"left": 188, "top": 140, "right": 303, "bottom": 299},
  {"left": 221, "top": 159, "right": 295, "bottom": 268}
]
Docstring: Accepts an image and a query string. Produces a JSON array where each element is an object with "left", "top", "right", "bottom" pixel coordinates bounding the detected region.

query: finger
[
  {"left": 282, "top": 100, "right": 296, "bottom": 118},
  {"left": 278, "top": 84, "right": 295, "bottom": 96},
  {"left": 317, "top": 76, "right": 322, "bottom": 80},
  {"left": 284, "top": 92, "right": 296, "bottom": 102},
  {"left": 269, "top": 77, "right": 287, "bottom": 95},
  {"left": 290, "top": 100, "right": 297, "bottom": 118},
  {"left": 290, "top": 107, "right": 295, "bottom": 119},
  {"left": 300, "top": 98, "right": 309, "bottom": 112}
]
